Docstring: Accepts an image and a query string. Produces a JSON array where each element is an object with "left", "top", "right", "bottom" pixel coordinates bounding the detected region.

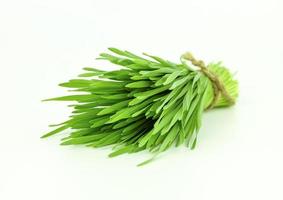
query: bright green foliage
[{"left": 42, "top": 48, "right": 238, "bottom": 163}]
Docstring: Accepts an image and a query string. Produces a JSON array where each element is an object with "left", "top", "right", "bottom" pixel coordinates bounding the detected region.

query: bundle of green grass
[{"left": 42, "top": 48, "right": 238, "bottom": 165}]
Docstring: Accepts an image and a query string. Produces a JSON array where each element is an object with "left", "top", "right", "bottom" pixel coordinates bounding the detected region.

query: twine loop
[{"left": 182, "top": 52, "right": 235, "bottom": 109}]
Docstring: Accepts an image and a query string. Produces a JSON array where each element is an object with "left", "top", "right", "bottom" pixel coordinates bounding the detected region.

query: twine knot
[{"left": 182, "top": 52, "right": 235, "bottom": 109}]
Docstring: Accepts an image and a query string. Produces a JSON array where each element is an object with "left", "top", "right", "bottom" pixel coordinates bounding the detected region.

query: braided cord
[{"left": 182, "top": 52, "right": 235, "bottom": 109}]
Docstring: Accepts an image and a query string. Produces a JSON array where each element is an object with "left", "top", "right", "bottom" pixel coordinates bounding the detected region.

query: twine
[{"left": 182, "top": 52, "right": 235, "bottom": 109}]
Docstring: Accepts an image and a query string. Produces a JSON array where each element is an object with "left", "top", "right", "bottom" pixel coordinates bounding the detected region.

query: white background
[{"left": 1, "top": 0, "right": 283, "bottom": 200}]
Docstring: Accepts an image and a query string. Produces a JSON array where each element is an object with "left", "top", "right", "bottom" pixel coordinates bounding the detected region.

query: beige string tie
[{"left": 182, "top": 52, "right": 235, "bottom": 109}]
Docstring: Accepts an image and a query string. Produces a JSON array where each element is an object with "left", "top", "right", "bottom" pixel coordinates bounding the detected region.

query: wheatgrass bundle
[{"left": 42, "top": 48, "right": 238, "bottom": 165}]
